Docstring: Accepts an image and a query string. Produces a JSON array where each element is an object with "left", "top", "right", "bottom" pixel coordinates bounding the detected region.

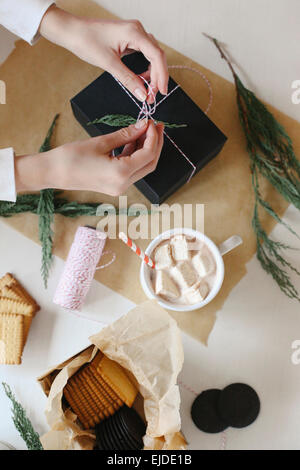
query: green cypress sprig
[
  {"left": 0, "top": 194, "right": 41, "bottom": 217},
  {"left": 205, "top": 33, "right": 300, "bottom": 300},
  {"left": 2, "top": 383, "right": 43, "bottom": 450},
  {"left": 38, "top": 191, "right": 54, "bottom": 288},
  {"left": 0, "top": 194, "right": 149, "bottom": 218},
  {"left": 88, "top": 114, "right": 187, "bottom": 128},
  {"left": 37, "top": 114, "right": 59, "bottom": 288}
]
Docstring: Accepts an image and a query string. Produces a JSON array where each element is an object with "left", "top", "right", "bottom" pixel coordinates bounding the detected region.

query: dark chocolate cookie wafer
[
  {"left": 102, "top": 418, "right": 119, "bottom": 450},
  {"left": 110, "top": 412, "right": 132, "bottom": 450},
  {"left": 111, "top": 411, "right": 137, "bottom": 450},
  {"left": 191, "top": 389, "right": 228, "bottom": 433},
  {"left": 114, "top": 409, "right": 142, "bottom": 450},
  {"left": 218, "top": 383, "right": 260, "bottom": 428},
  {"left": 95, "top": 420, "right": 110, "bottom": 450},
  {"left": 95, "top": 416, "right": 123, "bottom": 450},
  {"left": 118, "top": 406, "right": 146, "bottom": 448}
]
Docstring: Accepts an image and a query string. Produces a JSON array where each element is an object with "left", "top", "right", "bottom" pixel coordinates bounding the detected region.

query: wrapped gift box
[{"left": 71, "top": 52, "right": 227, "bottom": 204}]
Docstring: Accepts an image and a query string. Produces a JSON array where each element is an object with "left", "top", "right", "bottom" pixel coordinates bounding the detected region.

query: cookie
[
  {"left": 111, "top": 411, "right": 134, "bottom": 450},
  {"left": 0, "top": 274, "right": 39, "bottom": 350},
  {"left": 89, "top": 370, "right": 123, "bottom": 409},
  {"left": 73, "top": 374, "right": 104, "bottom": 423},
  {"left": 0, "top": 297, "right": 35, "bottom": 317},
  {"left": 95, "top": 412, "right": 132, "bottom": 451},
  {"left": 0, "top": 273, "right": 39, "bottom": 314},
  {"left": 114, "top": 409, "right": 142, "bottom": 450},
  {"left": 103, "top": 418, "right": 119, "bottom": 450},
  {"left": 0, "top": 286, "right": 21, "bottom": 302},
  {"left": 118, "top": 405, "right": 146, "bottom": 445},
  {"left": 0, "top": 273, "right": 15, "bottom": 289},
  {"left": 64, "top": 368, "right": 122, "bottom": 429},
  {"left": 218, "top": 383, "right": 260, "bottom": 428},
  {"left": 104, "top": 415, "right": 126, "bottom": 451},
  {"left": 94, "top": 420, "right": 110, "bottom": 450},
  {"left": 22, "top": 316, "right": 32, "bottom": 348},
  {"left": 83, "top": 367, "right": 120, "bottom": 411},
  {"left": 0, "top": 314, "right": 24, "bottom": 364},
  {"left": 64, "top": 382, "right": 96, "bottom": 429},
  {"left": 191, "top": 389, "right": 228, "bottom": 433},
  {"left": 64, "top": 352, "right": 138, "bottom": 430},
  {"left": 93, "top": 355, "right": 138, "bottom": 407},
  {"left": 0, "top": 291, "right": 32, "bottom": 347}
]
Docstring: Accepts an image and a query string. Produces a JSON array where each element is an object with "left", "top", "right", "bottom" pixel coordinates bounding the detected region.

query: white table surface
[
  {"left": 1, "top": 1, "right": 300, "bottom": 451},
  {"left": 1, "top": 204, "right": 300, "bottom": 451}
]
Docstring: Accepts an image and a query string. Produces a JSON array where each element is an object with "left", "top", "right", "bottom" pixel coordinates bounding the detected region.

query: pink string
[
  {"left": 113, "top": 64, "right": 213, "bottom": 181},
  {"left": 53, "top": 227, "right": 108, "bottom": 311},
  {"left": 178, "top": 379, "right": 227, "bottom": 450},
  {"left": 178, "top": 379, "right": 199, "bottom": 396},
  {"left": 96, "top": 250, "right": 116, "bottom": 270},
  {"left": 66, "top": 309, "right": 107, "bottom": 325},
  {"left": 167, "top": 65, "right": 213, "bottom": 115}
]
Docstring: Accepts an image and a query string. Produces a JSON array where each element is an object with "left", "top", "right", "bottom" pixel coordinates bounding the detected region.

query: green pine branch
[
  {"left": 0, "top": 194, "right": 150, "bottom": 218},
  {"left": 37, "top": 114, "right": 59, "bottom": 288},
  {"left": 38, "top": 190, "right": 55, "bottom": 288},
  {"left": 205, "top": 33, "right": 300, "bottom": 301},
  {"left": 88, "top": 114, "right": 187, "bottom": 128},
  {"left": 2, "top": 383, "right": 43, "bottom": 450}
]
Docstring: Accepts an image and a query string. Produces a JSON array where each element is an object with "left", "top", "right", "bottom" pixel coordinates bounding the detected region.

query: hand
[
  {"left": 40, "top": 6, "right": 169, "bottom": 102},
  {"left": 15, "top": 120, "right": 164, "bottom": 196}
]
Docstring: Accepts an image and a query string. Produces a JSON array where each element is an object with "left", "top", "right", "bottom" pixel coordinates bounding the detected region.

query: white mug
[{"left": 140, "top": 228, "right": 242, "bottom": 312}]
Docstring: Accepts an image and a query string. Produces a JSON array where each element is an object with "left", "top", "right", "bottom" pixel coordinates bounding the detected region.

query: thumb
[
  {"left": 101, "top": 119, "right": 148, "bottom": 152},
  {"left": 110, "top": 58, "right": 148, "bottom": 102}
]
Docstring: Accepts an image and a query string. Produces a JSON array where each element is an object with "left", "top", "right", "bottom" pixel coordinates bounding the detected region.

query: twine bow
[{"left": 113, "top": 66, "right": 213, "bottom": 181}]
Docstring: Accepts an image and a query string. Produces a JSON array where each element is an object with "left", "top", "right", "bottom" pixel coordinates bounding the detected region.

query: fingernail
[
  {"left": 135, "top": 88, "right": 147, "bottom": 102},
  {"left": 135, "top": 118, "right": 148, "bottom": 129}
]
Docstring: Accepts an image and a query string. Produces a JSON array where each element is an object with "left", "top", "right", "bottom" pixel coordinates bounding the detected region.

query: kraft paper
[{"left": 1, "top": 0, "right": 299, "bottom": 343}]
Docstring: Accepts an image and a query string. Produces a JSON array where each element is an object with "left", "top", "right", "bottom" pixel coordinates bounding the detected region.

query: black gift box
[{"left": 71, "top": 53, "right": 227, "bottom": 204}]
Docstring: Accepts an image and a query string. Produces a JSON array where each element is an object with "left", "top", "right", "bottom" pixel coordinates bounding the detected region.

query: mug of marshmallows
[{"left": 140, "top": 228, "right": 242, "bottom": 312}]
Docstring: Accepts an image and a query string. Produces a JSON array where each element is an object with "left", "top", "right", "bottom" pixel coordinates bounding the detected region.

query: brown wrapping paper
[
  {"left": 1, "top": 0, "right": 300, "bottom": 343},
  {"left": 38, "top": 300, "right": 186, "bottom": 451}
]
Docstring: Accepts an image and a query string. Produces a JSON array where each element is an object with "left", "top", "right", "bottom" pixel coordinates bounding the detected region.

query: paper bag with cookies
[{"left": 38, "top": 300, "right": 187, "bottom": 451}]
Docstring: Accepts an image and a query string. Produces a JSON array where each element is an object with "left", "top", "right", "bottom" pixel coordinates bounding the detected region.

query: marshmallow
[
  {"left": 171, "top": 261, "right": 198, "bottom": 290},
  {"left": 170, "top": 235, "right": 190, "bottom": 261},
  {"left": 154, "top": 243, "right": 173, "bottom": 270},
  {"left": 185, "top": 281, "right": 209, "bottom": 304},
  {"left": 192, "top": 251, "right": 215, "bottom": 277},
  {"left": 155, "top": 270, "right": 180, "bottom": 301}
]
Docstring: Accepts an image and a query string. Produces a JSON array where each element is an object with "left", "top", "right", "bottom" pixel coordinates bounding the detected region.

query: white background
[
  {"left": 1, "top": 0, "right": 299, "bottom": 121},
  {"left": 0, "top": 0, "right": 300, "bottom": 451},
  {"left": 97, "top": 0, "right": 300, "bottom": 123}
]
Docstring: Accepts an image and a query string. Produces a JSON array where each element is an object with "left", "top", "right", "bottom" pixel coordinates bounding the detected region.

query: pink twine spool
[{"left": 53, "top": 226, "right": 107, "bottom": 311}]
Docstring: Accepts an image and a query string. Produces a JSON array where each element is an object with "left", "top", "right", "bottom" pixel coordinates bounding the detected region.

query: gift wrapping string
[
  {"left": 112, "top": 65, "right": 213, "bottom": 181},
  {"left": 53, "top": 226, "right": 116, "bottom": 311},
  {"left": 178, "top": 379, "right": 227, "bottom": 450}
]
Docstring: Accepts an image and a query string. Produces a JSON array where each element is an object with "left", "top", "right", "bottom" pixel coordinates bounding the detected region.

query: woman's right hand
[{"left": 15, "top": 119, "right": 164, "bottom": 196}]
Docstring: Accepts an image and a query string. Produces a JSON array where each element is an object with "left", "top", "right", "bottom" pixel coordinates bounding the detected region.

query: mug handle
[{"left": 218, "top": 235, "right": 243, "bottom": 256}]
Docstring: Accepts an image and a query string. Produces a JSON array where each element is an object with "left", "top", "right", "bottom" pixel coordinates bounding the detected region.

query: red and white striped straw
[{"left": 118, "top": 232, "right": 155, "bottom": 269}]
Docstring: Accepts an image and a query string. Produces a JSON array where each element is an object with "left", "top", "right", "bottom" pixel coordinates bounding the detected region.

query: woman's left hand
[{"left": 40, "top": 5, "right": 169, "bottom": 103}]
